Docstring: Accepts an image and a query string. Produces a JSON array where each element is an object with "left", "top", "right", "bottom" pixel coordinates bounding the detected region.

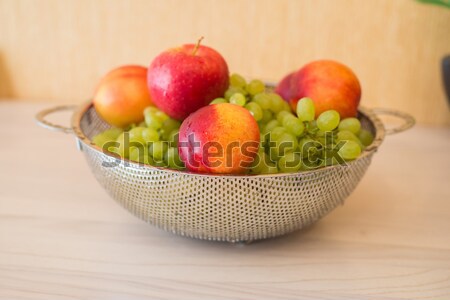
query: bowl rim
[{"left": 71, "top": 102, "right": 385, "bottom": 178}]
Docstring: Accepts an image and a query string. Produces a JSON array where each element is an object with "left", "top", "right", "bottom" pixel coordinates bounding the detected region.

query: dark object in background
[{"left": 443, "top": 56, "right": 450, "bottom": 106}]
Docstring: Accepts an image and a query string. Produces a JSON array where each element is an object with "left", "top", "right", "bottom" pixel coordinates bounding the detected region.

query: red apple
[
  {"left": 147, "top": 41, "right": 229, "bottom": 120},
  {"left": 275, "top": 60, "right": 361, "bottom": 118},
  {"left": 93, "top": 65, "right": 153, "bottom": 128},
  {"left": 178, "top": 103, "right": 260, "bottom": 174}
]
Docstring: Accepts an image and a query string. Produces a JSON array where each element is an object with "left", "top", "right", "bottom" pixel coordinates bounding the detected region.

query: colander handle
[
  {"left": 372, "top": 108, "right": 415, "bottom": 135},
  {"left": 35, "top": 105, "right": 76, "bottom": 134}
]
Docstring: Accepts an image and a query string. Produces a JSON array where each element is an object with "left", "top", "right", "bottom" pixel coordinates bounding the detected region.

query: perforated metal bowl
[{"left": 36, "top": 101, "right": 414, "bottom": 242}]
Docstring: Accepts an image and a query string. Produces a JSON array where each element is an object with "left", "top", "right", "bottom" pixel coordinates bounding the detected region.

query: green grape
[
  {"left": 268, "top": 126, "right": 286, "bottom": 141},
  {"left": 317, "top": 110, "right": 340, "bottom": 132},
  {"left": 278, "top": 152, "right": 302, "bottom": 173},
  {"left": 115, "top": 132, "right": 129, "bottom": 158},
  {"left": 129, "top": 147, "right": 154, "bottom": 165},
  {"left": 149, "top": 141, "right": 168, "bottom": 161},
  {"left": 128, "top": 127, "right": 147, "bottom": 143},
  {"left": 276, "top": 111, "right": 294, "bottom": 124},
  {"left": 338, "top": 117, "right": 361, "bottom": 134},
  {"left": 229, "top": 93, "right": 247, "bottom": 106},
  {"left": 92, "top": 128, "right": 123, "bottom": 149},
  {"left": 142, "top": 128, "right": 159, "bottom": 142},
  {"left": 225, "top": 86, "right": 247, "bottom": 99},
  {"left": 143, "top": 106, "right": 159, "bottom": 115},
  {"left": 250, "top": 149, "right": 268, "bottom": 174},
  {"left": 261, "top": 109, "right": 273, "bottom": 123},
  {"left": 263, "top": 119, "right": 279, "bottom": 134},
  {"left": 230, "top": 73, "right": 247, "bottom": 88},
  {"left": 282, "top": 101, "right": 292, "bottom": 112},
  {"left": 246, "top": 79, "right": 265, "bottom": 95},
  {"left": 299, "top": 137, "right": 321, "bottom": 158},
  {"left": 358, "top": 129, "right": 374, "bottom": 146},
  {"left": 169, "top": 129, "right": 179, "bottom": 147},
  {"left": 165, "top": 147, "right": 184, "bottom": 169},
  {"left": 259, "top": 162, "right": 278, "bottom": 174},
  {"left": 145, "top": 112, "right": 163, "bottom": 130},
  {"left": 153, "top": 110, "right": 169, "bottom": 123},
  {"left": 282, "top": 115, "right": 305, "bottom": 137},
  {"left": 152, "top": 160, "right": 168, "bottom": 168},
  {"left": 252, "top": 93, "right": 271, "bottom": 110},
  {"left": 337, "top": 130, "right": 360, "bottom": 143},
  {"left": 269, "top": 132, "right": 298, "bottom": 160},
  {"left": 245, "top": 102, "right": 263, "bottom": 121},
  {"left": 210, "top": 97, "right": 227, "bottom": 105},
  {"left": 161, "top": 118, "right": 181, "bottom": 139},
  {"left": 338, "top": 140, "right": 361, "bottom": 160},
  {"left": 307, "top": 120, "right": 319, "bottom": 134},
  {"left": 296, "top": 97, "right": 315, "bottom": 122},
  {"left": 268, "top": 93, "right": 285, "bottom": 113}
]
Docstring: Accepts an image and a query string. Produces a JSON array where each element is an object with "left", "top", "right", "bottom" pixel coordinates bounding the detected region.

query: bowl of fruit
[{"left": 36, "top": 41, "right": 414, "bottom": 242}]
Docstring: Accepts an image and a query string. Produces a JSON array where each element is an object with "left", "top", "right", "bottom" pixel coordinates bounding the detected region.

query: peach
[
  {"left": 178, "top": 103, "right": 260, "bottom": 174},
  {"left": 93, "top": 65, "right": 153, "bottom": 127},
  {"left": 276, "top": 60, "right": 361, "bottom": 118}
]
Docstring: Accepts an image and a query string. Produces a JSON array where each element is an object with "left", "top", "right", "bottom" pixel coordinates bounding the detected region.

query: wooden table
[{"left": 1, "top": 101, "right": 449, "bottom": 300}]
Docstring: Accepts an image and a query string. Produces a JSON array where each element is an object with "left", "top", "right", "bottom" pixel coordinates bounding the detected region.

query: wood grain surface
[
  {"left": 0, "top": 101, "right": 449, "bottom": 299},
  {"left": 0, "top": 0, "right": 450, "bottom": 125}
]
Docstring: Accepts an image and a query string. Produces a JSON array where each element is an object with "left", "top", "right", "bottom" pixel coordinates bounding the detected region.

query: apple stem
[{"left": 192, "top": 36, "right": 204, "bottom": 55}]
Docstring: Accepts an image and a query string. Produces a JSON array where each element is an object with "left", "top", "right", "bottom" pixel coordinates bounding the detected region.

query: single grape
[
  {"left": 128, "top": 127, "right": 146, "bottom": 143},
  {"left": 268, "top": 93, "right": 285, "bottom": 113},
  {"left": 276, "top": 111, "right": 294, "bottom": 124},
  {"left": 229, "top": 93, "right": 246, "bottom": 106},
  {"left": 317, "top": 110, "right": 340, "bottom": 132},
  {"left": 338, "top": 140, "right": 361, "bottom": 160},
  {"left": 210, "top": 98, "right": 227, "bottom": 105},
  {"left": 165, "top": 147, "right": 184, "bottom": 169},
  {"left": 149, "top": 141, "right": 168, "bottom": 161},
  {"left": 225, "top": 87, "right": 247, "bottom": 100},
  {"left": 230, "top": 73, "right": 247, "bottom": 88},
  {"left": 358, "top": 129, "right": 374, "bottom": 146},
  {"left": 162, "top": 118, "right": 181, "bottom": 138},
  {"left": 145, "top": 113, "right": 163, "bottom": 130},
  {"left": 337, "top": 130, "right": 359, "bottom": 143},
  {"left": 282, "top": 115, "right": 305, "bottom": 137},
  {"left": 252, "top": 93, "right": 271, "bottom": 110},
  {"left": 281, "top": 101, "right": 292, "bottom": 112},
  {"left": 268, "top": 126, "right": 287, "bottom": 141},
  {"left": 142, "top": 128, "right": 159, "bottom": 143},
  {"left": 262, "top": 119, "right": 279, "bottom": 134},
  {"left": 261, "top": 109, "right": 273, "bottom": 123},
  {"left": 245, "top": 102, "right": 263, "bottom": 121},
  {"left": 278, "top": 152, "right": 302, "bottom": 173},
  {"left": 296, "top": 97, "right": 315, "bottom": 122},
  {"left": 246, "top": 79, "right": 265, "bottom": 95},
  {"left": 338, "top": 117, "right": 361, "bottom": 134}
]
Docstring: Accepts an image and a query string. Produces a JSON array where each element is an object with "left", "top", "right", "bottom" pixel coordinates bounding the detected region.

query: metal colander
[{"left": 36, "top": 101, "right": 414, "bottom": 242}]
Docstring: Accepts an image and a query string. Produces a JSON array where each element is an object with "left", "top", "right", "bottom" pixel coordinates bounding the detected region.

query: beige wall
[{"left": 0, "top": 0, "right": 449, "bottom": 125}]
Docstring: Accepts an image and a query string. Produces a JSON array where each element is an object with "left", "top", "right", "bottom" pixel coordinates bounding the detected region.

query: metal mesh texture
[{"left": 77, "top": 106, "right": 376, "bottom": 242}]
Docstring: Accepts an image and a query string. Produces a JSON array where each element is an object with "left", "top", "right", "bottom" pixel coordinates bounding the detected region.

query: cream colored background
[{"left": 0, "top": 0, "right": 449, "bottom": 125}]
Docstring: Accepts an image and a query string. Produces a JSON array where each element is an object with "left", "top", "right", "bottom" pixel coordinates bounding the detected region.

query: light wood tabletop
[{"left": 1, "top": 101, "right": 449, "bottom": 300}]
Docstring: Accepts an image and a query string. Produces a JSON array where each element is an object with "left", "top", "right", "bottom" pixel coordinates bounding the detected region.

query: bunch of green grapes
[
  {"left": 92, "top": 106, "right": 184, "bottom": 170},
  {"left": 210, "top": 74, "right": 374, "bottom": 174}
]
